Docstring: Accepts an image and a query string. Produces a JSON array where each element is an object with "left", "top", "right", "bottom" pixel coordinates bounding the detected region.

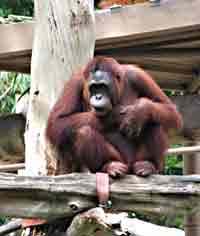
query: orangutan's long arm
[{"left": 122, "top": 65, "right": 183, "bottom": 130}]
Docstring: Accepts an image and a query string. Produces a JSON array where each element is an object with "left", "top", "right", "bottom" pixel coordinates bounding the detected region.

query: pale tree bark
[
  {"left": 66, "top": 208, "right": 184, "bottom": 236},
  {"left": 25, "top": 0, "right": 95, "bottom": 175}
]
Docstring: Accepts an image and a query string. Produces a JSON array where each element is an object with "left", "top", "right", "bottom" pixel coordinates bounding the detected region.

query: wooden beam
[
  {"left": 157, "top": 39, "right": 200, "bottom": 49},
  {"left": 1, "top": 0, "right": 199, "bottom": 55},
  {"left": 167, "top": 146, "right": 200, "bottom": 156},
  {"left": 96, "top": 27, "right": 200, "bottom": 50},
  {"left": 0, "top": 163, "right": 25, "bottom": 172},
  {"left": 0, "top": 23, "right": 32, "bottom": 57},
  {"left": 0, "top": 173, "right": 200, "bottom": 219},
  {"left": 95, "top": 0, "right": 200, "bottom": 50},
  {"left": 0, "top": 0, "right": 199, "bottom": 80}
]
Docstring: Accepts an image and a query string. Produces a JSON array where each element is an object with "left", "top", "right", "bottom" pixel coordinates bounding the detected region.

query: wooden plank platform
[
  {"left": 1, "top": 173, "right": 200, "bottom": 218},
  {"left": 0, "top": 0, "right": 200, "bottom": 90}
]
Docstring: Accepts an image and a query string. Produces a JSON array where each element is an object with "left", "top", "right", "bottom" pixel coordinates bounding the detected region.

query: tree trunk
[{"left": 25, "top": 0, "right": 95, "bottom": 175}]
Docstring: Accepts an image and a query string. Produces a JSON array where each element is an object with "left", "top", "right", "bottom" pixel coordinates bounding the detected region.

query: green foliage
[
  {"left": 0, "top": 0, "right": 33, "bottom": 17},
  {"left": 0, "top": 72, "right": 30, "bottom": 113},
  {"left": 165, "top": 155, "right": 183, "bottom": 175},
  {"left": 165, "top": 145, "right": 183, "bottom": 175},
  {"left": 164, "top": 89, "right": 184, "bottom": 97},
  {"left": 0, "top": 217, "right": 6, "bottom": 226}
]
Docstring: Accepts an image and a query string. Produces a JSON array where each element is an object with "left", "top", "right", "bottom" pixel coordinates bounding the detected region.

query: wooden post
[
  {"left": 25, "top": 0, "right": 95, "bottom": 175},
  {"left": 184, "top": 141, "right": 200, "bottom": 236}
]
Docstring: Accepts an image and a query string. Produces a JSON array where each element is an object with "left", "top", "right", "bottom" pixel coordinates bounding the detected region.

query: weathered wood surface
[
  {"left": 95, "top": 0, "right": 200, "bottom": 49},
  {"left": 66, "top": 208, "right": 185, "bottom": 236},
  {"left": 1, "top": 0, "right": 199, "bottom": 55},
  {"left": 0, "top": 0, "right": 199, "bottom": 90},
  {"left": 0, "top": 22, "right": 32, "bottom": 56},
  {"left": 66, "top": 208, "right": 113, "bottom": 236},
  {"left": 167, "top": 146, "right": 200, "bottom": 156},
  {"left": 0, "top": 163, "right": 25, "bottom": 172},
  {"left": 0, "top": 173, "right": 200, "bottom": 219}
]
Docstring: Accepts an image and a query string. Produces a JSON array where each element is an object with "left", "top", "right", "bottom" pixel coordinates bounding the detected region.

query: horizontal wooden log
[
  {"left": 0, "top": 23, "right": 32, "bottom": 57},
  {"left": 167, "top": 146, "right": 200, "bottom": 155},
  {"left": 158, "top": 39, "right": 200, "bottom": 49},
  {"left": 0, "top": 163, "right": 25, "bottom": 172},
  {"left": 0, "top": 173, "right": 200, "bottom": 219},
  {"left": 0, "top": 0, "right": 199, "bottom": 83},
  {"left": 0, "top": 52, "right": 31, "bottom": 73},
  {"left": 108, "top": 50, "right": 200, "bottom": 73},
  {"left": 96, "top": 27, "right": 200, "bottom": 51},
  {"left": 95, "top": 1, "right": 200, "bottom": 50},
  {"left": 1, "top": 0, "right": 199, "bottom": 55}
]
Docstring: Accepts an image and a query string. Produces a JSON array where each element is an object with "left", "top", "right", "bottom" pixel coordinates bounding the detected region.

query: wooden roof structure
[{"left": 0, "top": 0, "right": 200, "bottom": 91}]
